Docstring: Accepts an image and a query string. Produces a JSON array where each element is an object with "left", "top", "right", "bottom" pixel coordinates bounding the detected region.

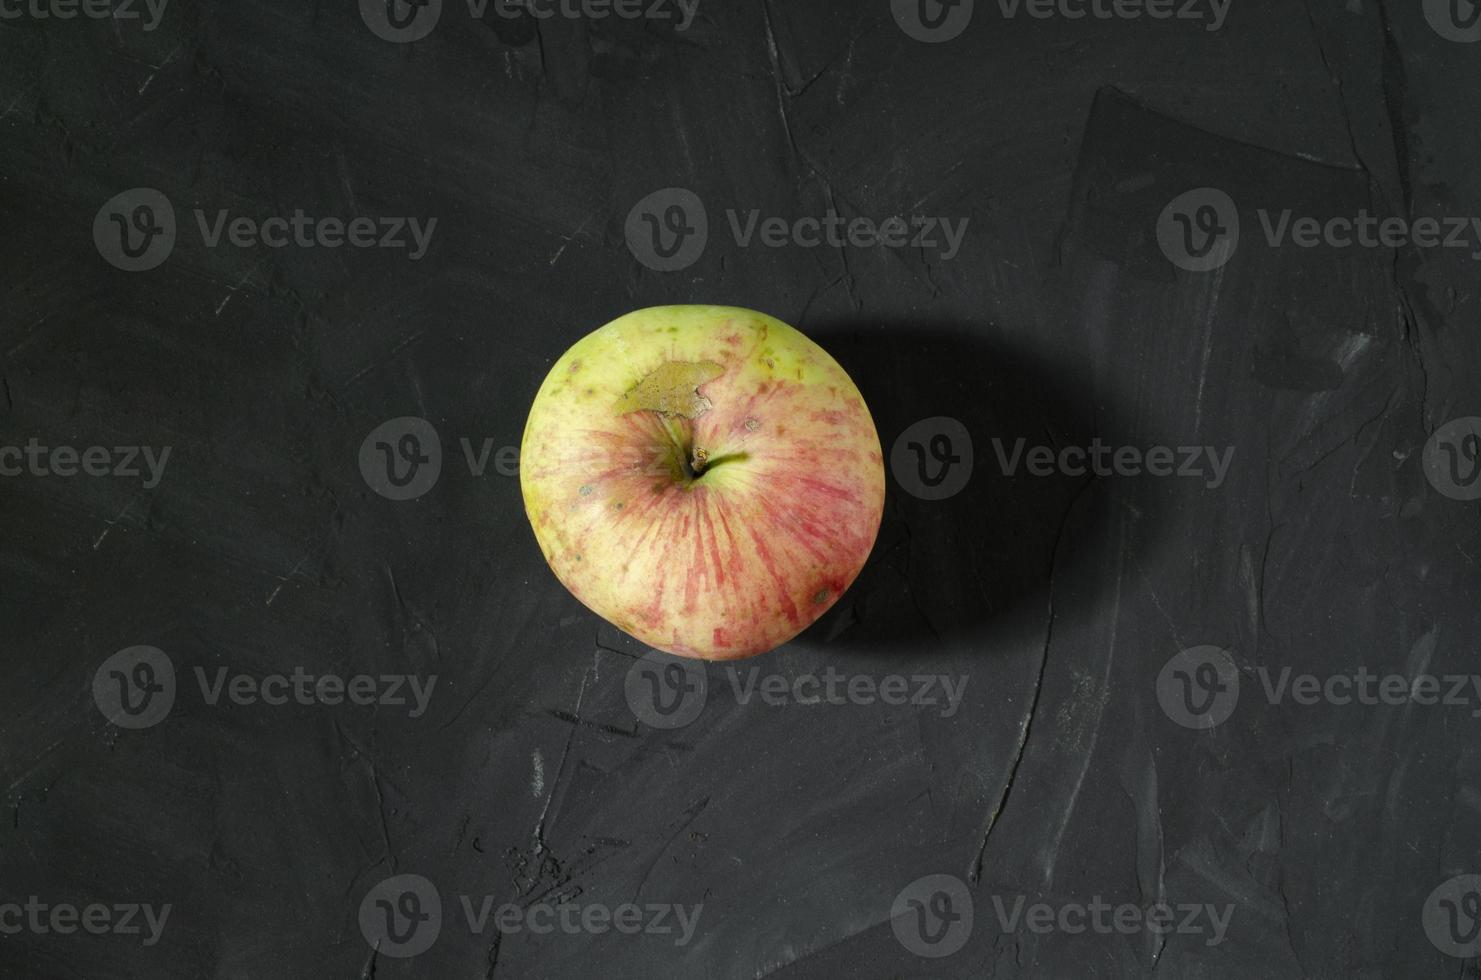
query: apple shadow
[{"left": 793, "top": 320, "right": 1150, "bottom": 660}]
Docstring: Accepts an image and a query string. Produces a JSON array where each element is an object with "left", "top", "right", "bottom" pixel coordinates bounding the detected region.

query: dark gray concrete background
[{"left": 2, "top": 0, "right": 1480, "bottom": 977}]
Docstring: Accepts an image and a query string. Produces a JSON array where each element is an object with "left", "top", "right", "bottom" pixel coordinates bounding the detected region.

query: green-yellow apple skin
[{"left": 520, "top": 306, "right": 885, "bottom": 660}]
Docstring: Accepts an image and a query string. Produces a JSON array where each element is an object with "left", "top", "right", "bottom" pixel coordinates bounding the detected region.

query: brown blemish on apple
[
  {"left": 579, "top": 484, "right": 593, "bottom": 496},
  {"left": 744, "top": 417, "right": 760, "bottom": 431},
  {"left": 613, "top": 360, "right": 725, "bottom": 419},
  {"left": 812, "top": 588, "right": 830, "bottom": 605},
  {"left": 569, "top": 359, "right": 582, "bottom": 372}
]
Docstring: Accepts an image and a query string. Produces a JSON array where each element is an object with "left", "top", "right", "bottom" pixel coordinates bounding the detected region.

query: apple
[{"left": 520, "top": 306, "right": 886, "bottom": 660}]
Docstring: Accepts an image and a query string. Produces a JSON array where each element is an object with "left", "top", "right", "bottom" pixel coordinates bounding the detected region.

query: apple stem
[{"left": 656, "top": 416, "right": 715, "bottom": 483}]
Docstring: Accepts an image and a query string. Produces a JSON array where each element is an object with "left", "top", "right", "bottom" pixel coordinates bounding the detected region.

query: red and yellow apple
[{"left": 520, "top": 306, "right": 885, "bottom": 660}]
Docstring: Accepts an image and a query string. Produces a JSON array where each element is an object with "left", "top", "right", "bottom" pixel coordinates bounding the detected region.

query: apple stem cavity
[{"left": 654, "top": 415, "right": 747, "bottom": 486}]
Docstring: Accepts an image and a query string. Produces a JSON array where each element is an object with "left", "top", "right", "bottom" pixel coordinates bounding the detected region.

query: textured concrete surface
[{"left": 2, "top": 0, "right": 1479, "bottom": 976}]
